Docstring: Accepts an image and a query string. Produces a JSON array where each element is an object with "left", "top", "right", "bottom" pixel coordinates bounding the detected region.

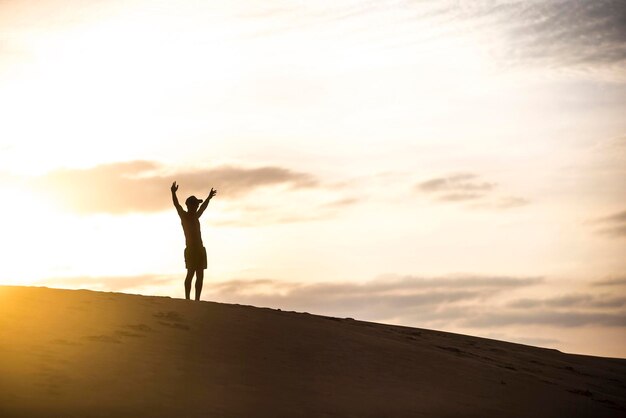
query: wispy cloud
[
  {"left": 596, "top": 210, "right": 626, "bottom": 224},
  {"left": 463, "top": 311, "right": 626, "bottom": 328},
  {"left": 593, "top": 277, "right": 626, "bottom": 287},
  {"left": 494, "top": 0, "right": 626, "bottom": 69},
  {"left": 508, "top": 294, "right": 626, "bottom": 309},
  {"left": 415, "top": 173, "right": 528, "bottom": 209},
  {"left": 38, "top": 274, "right": 177, "bottom": 292},
  {"left": 250, "top": 1, "right": 626, "bottom": 77},
  {"left": 430, "top": 0, "right": 626, "bottom": 74},
  {"left": 417, "top": 173, "right": 495, "bottom": 194},
  {"left": 593, "top": 209, "right": 626, "bottom": 238},
  {"left": 471, "top": 196, "right": 530, "bottom": 210}
]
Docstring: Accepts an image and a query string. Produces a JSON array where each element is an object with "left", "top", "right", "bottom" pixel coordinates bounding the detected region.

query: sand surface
[{"left": 1, "top": 285, "right": 625, "bottom": 417}]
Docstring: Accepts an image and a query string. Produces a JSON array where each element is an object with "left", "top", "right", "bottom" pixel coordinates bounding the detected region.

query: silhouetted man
[{"left": 171, "top": 181, "right": 217, "bottom": 300}]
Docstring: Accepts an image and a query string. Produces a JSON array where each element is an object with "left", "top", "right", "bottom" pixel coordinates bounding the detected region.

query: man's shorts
[{"left": 184, "top": 246, "right": 207, "bottom": 270}]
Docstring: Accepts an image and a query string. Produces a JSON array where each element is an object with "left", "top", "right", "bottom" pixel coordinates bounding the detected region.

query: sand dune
[{"left": 1, "top": 286, "right": 624, "bottom": 417}]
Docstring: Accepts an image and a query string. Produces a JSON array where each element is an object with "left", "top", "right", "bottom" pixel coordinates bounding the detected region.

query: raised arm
[
  {"left": 197, "top": 188, "right": 217, "bottom": 217},
  {"left": 171, "top": 181, "right": 184, "bottom": 216}
]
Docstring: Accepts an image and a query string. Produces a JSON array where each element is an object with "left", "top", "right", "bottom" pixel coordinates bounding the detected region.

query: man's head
[{"left": 185, "top": 195, "right": 203, "bottom": 212}]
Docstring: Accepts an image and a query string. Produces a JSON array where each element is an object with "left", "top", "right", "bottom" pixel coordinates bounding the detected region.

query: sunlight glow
[{"left": 1, "top": 0, "right": 625, "bottom": 357}]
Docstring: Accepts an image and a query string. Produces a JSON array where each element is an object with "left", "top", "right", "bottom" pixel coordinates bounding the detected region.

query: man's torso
[{"left": 179, "top": 211, "right": 203, "bottom": 248}]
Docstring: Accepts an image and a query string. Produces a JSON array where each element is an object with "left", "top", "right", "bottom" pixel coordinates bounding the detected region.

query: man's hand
[
  {"left": 171, "top": 181, "right": 184, "bottom": 215},
  {"left": 197, "top": 188, "right": 217, "bottom": 217}
]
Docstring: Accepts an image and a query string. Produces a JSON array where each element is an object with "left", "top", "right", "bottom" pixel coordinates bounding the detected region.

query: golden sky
[{"left": 1, "top": 0, "right": 625, "bottom": 357}]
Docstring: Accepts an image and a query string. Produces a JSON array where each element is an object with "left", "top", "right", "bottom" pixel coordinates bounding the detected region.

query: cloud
[
  {"left": 38, "top": 274, "right": 177, "bottom": 292},
  {"left": 437, "top": 193, "right": 484, "bottom": 202},
  {"left": 593, "top": 209, "right": 626, "bottom": 238},
  {"left": 29, "top": 161, "right": 319, "bottom": 214},
  {"left": 469, "top": 196, "right": 531, "bottom": 210},
  {"left": 204, "top": 274, "right": 543, "bottom": 323},
  {"left": 494, "top": 0, "right": 626, "bottom": 69},
  {"left": 596, "top": 210, "right": 626, "bottom": 224},
  {"left": 271, "top": 1, "right": 626, "bottom": 77},
  {"left": 593, "top": 277, "right": 626, "bottom": 286},
  {"left": 203, "top": 274, "right": 625, "bottom": 330},
  {"left": 414, "top": 0, "right": 626, "bottom": 74},
  {"left": 599, "top": 225, "right": 626, "bottom": 237},
  {"left": 508, "top": 294, "right": 626, "bottom": 309},
  {"left": 417, "top": 173, "right": 495, "bottom": 194},
  {"left": 415, "top": 173, "right": 527, "bottom": 209},
  {"left": 38, "top": 272, "right": 626, "bottom": 333},
  {"left": 463, "top": 310, "right": 626, "bottom": 328}
]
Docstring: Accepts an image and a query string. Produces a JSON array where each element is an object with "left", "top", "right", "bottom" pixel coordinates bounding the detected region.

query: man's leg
[
  {"left": 184, "top": 269, "right": 194, "bottom": 300},
  {"left": 195, "top": 269, "right": 204, "bottom": 301}
]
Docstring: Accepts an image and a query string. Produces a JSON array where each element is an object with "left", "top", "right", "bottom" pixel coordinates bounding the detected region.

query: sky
[{"left": 0, "top": 0, "right": 625, "bottom": 357}]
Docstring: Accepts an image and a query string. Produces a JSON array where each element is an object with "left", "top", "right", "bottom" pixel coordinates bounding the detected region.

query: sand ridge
[{"left": 1, "top": 285, "right": 625, "bottom": 417}]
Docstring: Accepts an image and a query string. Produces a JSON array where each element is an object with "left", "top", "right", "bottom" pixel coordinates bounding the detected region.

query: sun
[{"left": 0, "top": 185, "right": 61, "bottom": 284}]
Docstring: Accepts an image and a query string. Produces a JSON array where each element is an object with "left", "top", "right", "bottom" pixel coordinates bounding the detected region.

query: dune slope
[{"left": 1, "top": 285, "right": 625, "bottom": 417}]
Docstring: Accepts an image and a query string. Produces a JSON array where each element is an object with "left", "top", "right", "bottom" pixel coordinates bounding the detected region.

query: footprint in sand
[
  {"left": 51, "top": 339, "right": 82, "bottom": 346},
  {"left": 153, "top": 311, "right": 190, "bottom": 330},
  {"left": 157, "top": 321, "right": 190, "bottom": 330},
  {"left": 125, "top": 323, "right": 154, "bottom": 333},
  {"left": 83, "top": 335, "right": 121, "bottom": 344},
  {"left": 114, "top": 330, "right": 143, "bottom": 338},
  {"left": 153, "top": 311, "right": 185, "bottom": 323}
]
